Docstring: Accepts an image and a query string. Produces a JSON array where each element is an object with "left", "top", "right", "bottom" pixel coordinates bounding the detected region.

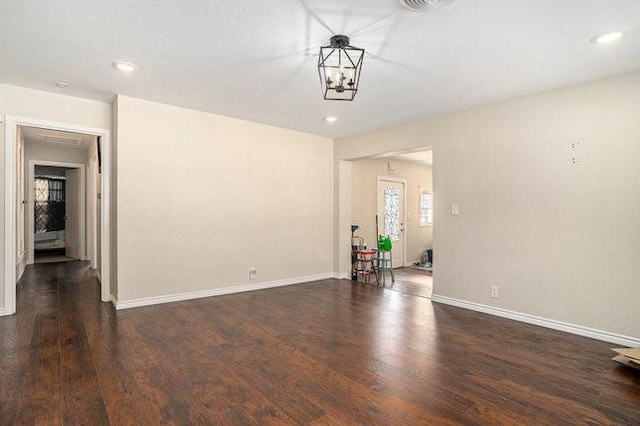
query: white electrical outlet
[
  {"left": 451, "top": 204, "right": 459, "bottom": 216},
  {"left": 570, "top": 142, "right": 582, "bottom": 149},
  {"left": 249, "top": 267, "right": 257, "bottom": 281},
  {"left": 490, "top": 286, "right": 499, "bottom": 299},
  {"left": 570, "top": 157, "right": 581, "bottom": 165}
]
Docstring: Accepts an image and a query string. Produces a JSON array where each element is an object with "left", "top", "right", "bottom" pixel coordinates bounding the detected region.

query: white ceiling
[
  {"left": 21, "top": 126, "right": 95, "bottom": 151},
  {"left": 2, "top": 1, "right": 639, "bottom": 138},
  {"left": 385, "top": 150, "right": 433, "bottom": 166}
]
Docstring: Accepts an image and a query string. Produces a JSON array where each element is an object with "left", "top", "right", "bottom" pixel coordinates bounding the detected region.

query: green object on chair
[
  {"left": 377, "top": 235, "right": 392, "bottom": 251},
  {"left": 375, "top": 236, "right": 394, "bottom": 286}
]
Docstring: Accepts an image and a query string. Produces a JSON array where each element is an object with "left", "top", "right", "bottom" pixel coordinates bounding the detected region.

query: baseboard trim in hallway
[
  {"left": 114, "top": 272, "right": 336, "bottom": 310},
  {"left": 431, "top": 294, "right": 640, "bottom": 347}
]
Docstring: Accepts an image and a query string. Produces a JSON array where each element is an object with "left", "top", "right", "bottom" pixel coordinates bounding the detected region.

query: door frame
[
  {"left": 376, "top": 175, "right": 408, "bottom": 267},
  {"left": 28, "top": 161, "right": 86, "bottom": 265},
  {"left": 3, "top": 115, "right": 112, "bottom": 314}
]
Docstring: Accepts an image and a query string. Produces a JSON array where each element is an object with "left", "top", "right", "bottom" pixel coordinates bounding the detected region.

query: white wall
[
  {"left": 115, "top": 96, "right": 334, "bottom": 302},
  {"left": 0, "top": 83, "right": 111, "bottom": 313},
  {"left": 336, "top": 71, "right": 640, "bottom": 340},
  {"left": 350, "top": 158, "right": 432, "bottom": 265}
]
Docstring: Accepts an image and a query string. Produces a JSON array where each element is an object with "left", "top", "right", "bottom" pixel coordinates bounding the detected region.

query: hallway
[{"left": 1, "top": 262, "right": 109, "bottom": 423}]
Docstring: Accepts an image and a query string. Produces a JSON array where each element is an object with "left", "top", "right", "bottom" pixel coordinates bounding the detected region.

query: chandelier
[{"left": 317, "top": 35, "right": 364, "bottom": 101}]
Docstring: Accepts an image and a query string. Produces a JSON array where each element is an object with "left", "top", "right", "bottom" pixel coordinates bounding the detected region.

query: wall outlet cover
[{"left": 249, "top": 267, "right": 257, "bottom": 280}]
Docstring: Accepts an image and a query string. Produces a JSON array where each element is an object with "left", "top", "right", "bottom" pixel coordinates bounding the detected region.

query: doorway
[
  {"left": 32, "top": 164, "right": 85, "bottom": 263},
  {"left": 377, "top": 177, "right": 406, "bottom": 267},
  {"left": 347, "top": 149, "right": 433, "bottom": 298},
  {"left": 3, "top": 116, "right": 112, "bottom": 315}
]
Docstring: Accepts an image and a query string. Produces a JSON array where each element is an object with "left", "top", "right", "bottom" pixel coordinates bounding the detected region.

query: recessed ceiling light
[
  {"left": 56, "top": 81, "right": 70, "bottom": 88},
  {"left": 324, "top": 116, "right": 338, "bottom": 123},
  {"left": 591, "top": 31, "right": 623, "bottom": 45},
  {"left": 113, "top": 61, "right": 137, "bottom": 72}
]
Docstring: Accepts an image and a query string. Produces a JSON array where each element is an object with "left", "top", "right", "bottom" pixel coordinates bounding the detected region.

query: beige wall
[
  {"left": 0, "top": 84, "right": 111, "bottom": 313},
  {"left": 26, "top": 143, "right": 88, "bottom": 164},
  {"left": 350, "top": 158, "right": 432, "bottom": 265},
  {"left": 336, "top": 71, "right": 640, "bottom": 339},
  {"left": 0, "top": 84, "right": 111, "bottom": 129},
  {"left": 115, "top": 96, "right": 334, "bottom": 302}
]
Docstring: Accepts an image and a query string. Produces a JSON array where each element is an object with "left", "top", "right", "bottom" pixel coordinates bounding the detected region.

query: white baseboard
[
  {"left": 0, "top": 307, "right": 15, "bottom": 316},
  {"left": 333, "top": 272, "right": 350, "bottom": 280},
  {"left": 113, "top": 272, "right": 335, "bottom": 310},
  {"left": 431, "top": 294, "right": 640, "bottom": 347}
]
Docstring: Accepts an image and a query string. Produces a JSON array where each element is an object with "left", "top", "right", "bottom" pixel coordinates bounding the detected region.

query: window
[
  {"left": 34, "top": 177, "right": 66, "bottom": 233},
  {"left": 384, "top": 187, "right": 401, "bottom": 240},
  {"left": 419, "top": 187, "right": 433, "bottom": 226}
]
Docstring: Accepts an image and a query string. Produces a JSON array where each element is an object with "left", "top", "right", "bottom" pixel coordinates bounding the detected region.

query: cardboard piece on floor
[
  {"left": 611, "top": 347, "right": 640, "bottom": 362},
  {"left": 612, "top": 354, "right": 640, "bottom": 370}
]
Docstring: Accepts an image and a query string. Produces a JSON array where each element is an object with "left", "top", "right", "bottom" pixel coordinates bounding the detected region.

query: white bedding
[{"left": 34, "top": 230, "right": 65, "bottom": 250}]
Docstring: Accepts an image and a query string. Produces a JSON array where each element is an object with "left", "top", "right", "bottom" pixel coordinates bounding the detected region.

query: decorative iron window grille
[
  {"left": 34, "top": 177, "right": 66, "bottom": 233},
  {"left": 384, "top": 187, "right": 401, "bottom": 240}
]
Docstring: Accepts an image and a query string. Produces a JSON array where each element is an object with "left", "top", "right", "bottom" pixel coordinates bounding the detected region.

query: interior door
[
  {"left": 377, "top": 179, "right": 405, "bottom": 267},
  {"left": 65, "top": 168, "right": 81, "bottom": 259}
]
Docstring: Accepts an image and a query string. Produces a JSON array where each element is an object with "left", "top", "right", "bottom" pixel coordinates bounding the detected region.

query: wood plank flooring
[
  {"left": 385, "top": 267, "right": 433, "bottom": 299},
  {"left": 1, "top": 261, "right": 639, "bottom": 424}
]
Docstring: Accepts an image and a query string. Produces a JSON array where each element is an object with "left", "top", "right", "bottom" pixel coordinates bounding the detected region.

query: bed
[{"left": 34, "top": 230, "right": 66, "bottom": 250}]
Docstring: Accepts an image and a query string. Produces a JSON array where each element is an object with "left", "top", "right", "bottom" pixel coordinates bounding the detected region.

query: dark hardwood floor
[
  {"left": 1, "top": 262, "right": 639, "bottom": 424},
  {"left": 385, "top": 267, "right": 433, "bottom": 299}
]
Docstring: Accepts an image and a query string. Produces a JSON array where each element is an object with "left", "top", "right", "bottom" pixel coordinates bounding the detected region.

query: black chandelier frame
[{"left": 317, "top": 35, "right": 364, "bottom": 101}]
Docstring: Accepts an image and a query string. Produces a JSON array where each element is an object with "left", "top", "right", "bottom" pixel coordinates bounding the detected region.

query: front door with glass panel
[{"left": 377, "top": 179, "right": 405, "bottom": 267}]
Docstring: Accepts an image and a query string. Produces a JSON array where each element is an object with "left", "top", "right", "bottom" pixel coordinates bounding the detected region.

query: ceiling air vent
[{"left": 400, "top": 0, "right": 458, "bottom": 12}]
